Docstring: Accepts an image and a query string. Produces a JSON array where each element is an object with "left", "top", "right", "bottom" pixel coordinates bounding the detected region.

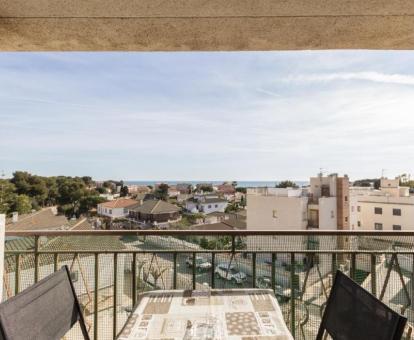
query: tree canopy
[
  {"left": 276, "top": 180, "right": 299, "bottom": 188},
  {"left": 154, "top": 183, "right": 169, "bottom": 201},
  {"left": 1, "top": 171, "right": 105, "bottom": 217},
  {"left": 353, "top": 178, "right": 380, "bottom": 189}
]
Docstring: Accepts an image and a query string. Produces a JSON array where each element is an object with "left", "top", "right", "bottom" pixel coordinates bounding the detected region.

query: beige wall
[
  {"left": 350, "top": 180, "right": 414, "bottom": 231},
  {"left": 247, "top": 194, "right": 308, "bottom": 230},
  {"left": 356, "top": 198, "right": 414, "bottom": 231},
  {"left": 318, "top": 197, "right": 337, "bottom": 230}
]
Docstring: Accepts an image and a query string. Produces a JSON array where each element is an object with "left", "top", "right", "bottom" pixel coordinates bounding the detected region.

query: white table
[{"left": 117, "top": 289, "right": 294, "bottom": 340}]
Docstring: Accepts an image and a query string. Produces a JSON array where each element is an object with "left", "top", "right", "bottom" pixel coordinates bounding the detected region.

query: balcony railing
[{"left": 3, "top": 230, "right": 414, "bottom": 340}]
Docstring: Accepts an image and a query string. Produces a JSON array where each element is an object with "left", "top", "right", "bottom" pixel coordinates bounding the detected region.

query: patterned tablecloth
[{"left": 117, "top": 289, "right": 294, "bottom": 340}]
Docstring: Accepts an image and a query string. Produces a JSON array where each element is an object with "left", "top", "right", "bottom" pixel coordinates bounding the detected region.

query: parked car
[
  {"left": 256, "top": 275, "right": 272, "bottom": 289},
  {"left": 256, "top": 275, "right": 292, "bottom": 302},
  {"left": 214, "top": 263, "right": 247, "bottom": 284},
  {"left": 185, "top": 256, "right": 212, "bottom": 271}
]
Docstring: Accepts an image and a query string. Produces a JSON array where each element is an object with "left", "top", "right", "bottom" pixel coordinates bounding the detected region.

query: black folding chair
[
  {"left": 0, "top": 265, "right": 90, "bottom": 340},
  {"left": 317, "top": 270, "right": 407, "bottom": 340}
]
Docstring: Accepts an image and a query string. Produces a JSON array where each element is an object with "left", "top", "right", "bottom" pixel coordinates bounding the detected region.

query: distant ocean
[{"left": 125, "top": 180, "right": 309, "bottom": 188}]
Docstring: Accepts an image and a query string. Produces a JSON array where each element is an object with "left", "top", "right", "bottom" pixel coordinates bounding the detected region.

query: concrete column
[{"left": 0, "top": 215, "right": 4, "bottom": 299}]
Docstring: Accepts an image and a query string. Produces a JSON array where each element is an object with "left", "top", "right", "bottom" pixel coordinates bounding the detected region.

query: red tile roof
[{"left": 99, "top": 198, "right": 139, "bottom": 209}]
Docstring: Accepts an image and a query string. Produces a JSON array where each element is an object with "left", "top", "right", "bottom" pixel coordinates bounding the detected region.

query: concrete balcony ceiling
[{"left": 1, "top": 0, "right": 414, "bottom": 51}]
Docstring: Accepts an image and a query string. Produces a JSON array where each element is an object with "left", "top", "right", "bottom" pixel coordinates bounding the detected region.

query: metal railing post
[
  {"left": 271, "top": 253, "right": 276, "bottom": 292},
  {"left": 371, "top": 254, "right": 377, "bottom": 297},
  {"left": 192, "top": 252, "right": 196, "bottom": 290},
  {"left": 331, "top": 253, "right": 337, "bottom": 286},
  {"left": 132, "top": 253, "right": 137, "bottom": 306},
  {"left": 94, "top": 253, "right": 99, "bottom": 340},
  {"left": 34, "top": 235, "right": 39, "bottom": 283},
  {"left": 173, "top": 253, "right": 177, "bottom": 289},
  {"left": 53, "top": 253, "right": 59, "bottom": 272},
  {"left": 211, "top": 253, "right": 216, "bottom": 288},
  {"left": 15, "top": 254, "right": 20, "bottom": 295},
  {"left": 252, "top": 253, "right": 257, "bottom": 288},
  {"left": 0, "top": 214, "right": 4, "bottom": 299},
  {"left": 290, "top": 253, "right": 296, "bottom": 337},
  {"left": 113, "top": 253, "right": 118, "bottom": 340},
  {"left": 350, "top": 253, "right": 356, "bottom": 280}
]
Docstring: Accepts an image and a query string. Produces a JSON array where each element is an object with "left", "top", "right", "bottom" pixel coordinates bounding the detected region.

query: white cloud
[{"left": 285, "top": 72, "right": 414, "bottom": 86}]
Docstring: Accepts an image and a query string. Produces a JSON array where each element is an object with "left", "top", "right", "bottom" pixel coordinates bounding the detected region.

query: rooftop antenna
[
  {"left": 318, "top": 168, "right": 324, "bottom": 177},
  {"left": 381, "top": 169, "right": 386, "bottom": 179}
]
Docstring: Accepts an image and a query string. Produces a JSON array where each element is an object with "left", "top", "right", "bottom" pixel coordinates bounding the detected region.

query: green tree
[
  {"left": 199, "top": 237, "right": 209, "bottom": 249},
  {"left": 120, "top": 185, "right": 129, "bottom": 197},
  {"left": 199, "top": 185, "right": 213, "bottom": 192},
  {"left": 240, "top": 195, "right": 246, "bottom": 207},
  {"left": 353, "top": 178, "right": 380, "bottom": 189},
  {"left": 225, "top": 202, "right": 239, "bottom": 213},
  {"left": 155, "top": 184, "right": 169, "bottom": 201},
  {"left": 96, "top": 187, "right": 107, "bottom": 194},
  {"left": 81, "top": 176, "right": 94, "bottom": 187},
  {"left": 236, "top": 187, "right": 247, "bottom": 194},
  {"left": 29, "top": 176, "right": 48, "bottom": 206},
  {"left": 276, "top": 180, "right": 298, "bottom": 188},
  {"left": 0, "top": 180, "right": 16, "bottom": 214},
  {"left": 11, "top": 171, "right": 31, "bottom": 194},
  {"left": 13, "top": 194, "right": 32, "bottom": 214}
]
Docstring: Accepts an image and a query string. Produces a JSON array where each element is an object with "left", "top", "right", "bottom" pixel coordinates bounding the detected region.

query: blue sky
[{"left": 1, "top": 51, "right": 414, "bottom": 181}]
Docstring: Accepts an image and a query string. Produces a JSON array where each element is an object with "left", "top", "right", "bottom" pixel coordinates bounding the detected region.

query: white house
[
  {"left": 97, "top": 198, "right": 139, "bottom": 219},
  {"left": 185, "top": 194, "right": 228, "bottom": 214}
]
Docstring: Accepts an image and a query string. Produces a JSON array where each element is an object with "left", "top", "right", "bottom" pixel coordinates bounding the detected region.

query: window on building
[
  {"left": 215, "top": 204, "right": 218, "bottom": 208},
  {"left": 393, "top": 208, "right": 401, "bottom": 216},
  {"left": 344, "top": 196, "right": 348, "bottom": 201},
  {"left": 208, "top": 205, "right": 211, "bottom": 209},
  {"left": 374, "top": 207, "right": 382, "bottom": 215},
  {"left": 374, "top": 223, "right": 383, "bottom": 230},
  {"left": 109, "top": 209, "right": 112, "bottom": 214},
  {"left": 393, "top": 225, "right": 402, "bottom": 231},
  {"left": 357, "top": 221, "right": 361, "bottom": 227},
  {"left": 330, "top": 211, "right": 335, "bottom": 218},
  {"left": 357, "top": 206, "right": 361, "bottom": 212},
  {"left": 273, "top": 210, "right": 278, "bottom": 218},
  {"left": 345, "top": 217, "right": 348, "bottom": 222}
]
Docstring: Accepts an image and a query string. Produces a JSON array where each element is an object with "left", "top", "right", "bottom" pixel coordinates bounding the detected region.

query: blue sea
[{"left": 125, "top": 180, "right": 309, "bottom": 188}]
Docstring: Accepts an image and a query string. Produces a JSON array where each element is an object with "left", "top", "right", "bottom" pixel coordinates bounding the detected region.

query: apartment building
[
  {"left": 308, "top": 174, "right": 350, "bottom": 230},
  {"left": 247, "top": 187, "right": 308, "bottom": 231},
  {"left": 247, "top": 173, "right": 349, "bottom": 231},
  {"left": 350, "top": 178, "right": 414, "bottom": 231}
]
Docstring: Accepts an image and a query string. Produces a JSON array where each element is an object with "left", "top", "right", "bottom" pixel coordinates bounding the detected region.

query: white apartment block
[
  {"left": 247, "top": 187, "right": 308, "bottom": 231},
  {"left": 247, "top": 173, "right": 349, "bottom": 231},
  {"left": 246, "top": 174, "right": 349, "bottom": 256},
  {"left": 350, "top": 178, "right": 414, "bottom": 231}
]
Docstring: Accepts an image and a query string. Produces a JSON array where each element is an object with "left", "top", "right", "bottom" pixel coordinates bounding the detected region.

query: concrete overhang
[{"left": 1, "top": 0, "right": 414, "bottom": 51}]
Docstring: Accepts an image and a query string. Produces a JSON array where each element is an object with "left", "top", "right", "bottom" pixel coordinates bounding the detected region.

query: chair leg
[{"left": 315, "top": 326, "right": 325, "bottom": 340}]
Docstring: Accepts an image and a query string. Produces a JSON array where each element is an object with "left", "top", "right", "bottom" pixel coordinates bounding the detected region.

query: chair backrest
[
  {"left": 0, "top": 266, "right": 90, "bottom": 340},
  {"left": 317, "top": 270, "right": 407, "bottom": 340}
]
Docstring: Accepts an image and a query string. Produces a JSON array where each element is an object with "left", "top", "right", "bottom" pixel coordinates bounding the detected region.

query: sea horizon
[{"left": 124, "top": 180, "right": 309, "bottom": 188}]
